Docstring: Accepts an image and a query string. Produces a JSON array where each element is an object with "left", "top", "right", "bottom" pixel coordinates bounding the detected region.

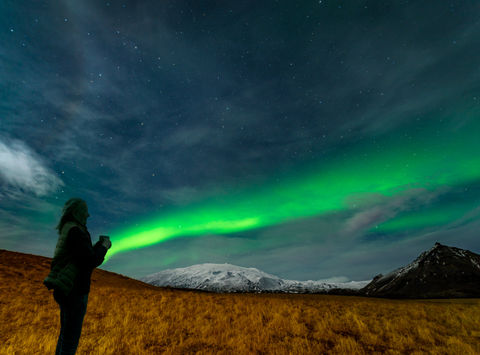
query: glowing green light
[
  {"left": 371, "top": 202, "right": 477, "bottom": 233},
  {"left": 104, "top": 117, "right": 480, "bottom": 263}
]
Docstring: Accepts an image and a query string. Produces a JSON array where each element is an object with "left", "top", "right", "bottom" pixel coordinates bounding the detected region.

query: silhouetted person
[{"left": 43, "top": 198, "right": 112, "bottom": 355}]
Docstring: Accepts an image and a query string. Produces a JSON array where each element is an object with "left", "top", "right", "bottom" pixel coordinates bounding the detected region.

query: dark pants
[{"left": 53, "top": 289, "right": 89, "bottom": 355}]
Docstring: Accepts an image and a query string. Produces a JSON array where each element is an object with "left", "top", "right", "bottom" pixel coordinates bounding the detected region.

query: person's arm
[{"left": 67, "top": 226, "right": 108, "bottom": 269}]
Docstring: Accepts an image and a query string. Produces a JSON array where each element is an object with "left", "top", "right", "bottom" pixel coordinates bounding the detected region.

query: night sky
[{"left": 1, "top": 1, "right": 479, "bottom": 282}]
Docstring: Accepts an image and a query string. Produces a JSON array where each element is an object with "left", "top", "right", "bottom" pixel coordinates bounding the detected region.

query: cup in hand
[{"left": 99, "top": 235, "right": 112, "bottom": 249}]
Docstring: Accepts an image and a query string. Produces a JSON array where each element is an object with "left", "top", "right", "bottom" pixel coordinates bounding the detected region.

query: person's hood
[{"left": 62, "top": 198, "right": 89, "bottom": 227}]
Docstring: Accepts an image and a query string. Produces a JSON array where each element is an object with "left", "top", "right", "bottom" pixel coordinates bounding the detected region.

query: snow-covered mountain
[
  {"left": 139, "top": 263, "right": 371, "bottom": 293},
  {"left": 360, "top": 242, "right": 480, "bottom": 298},
  {"left": 139, "top": 242, "right": 480, "bottom": 297}
]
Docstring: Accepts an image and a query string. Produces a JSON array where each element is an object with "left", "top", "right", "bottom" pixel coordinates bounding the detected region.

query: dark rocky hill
[{"left": 360, "top": 242, "right": 480, "bottom": 299}]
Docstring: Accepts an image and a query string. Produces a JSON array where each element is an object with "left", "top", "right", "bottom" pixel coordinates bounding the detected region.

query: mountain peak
[{"left": 361, "top": 243, "right": 480, "bottom": 298}]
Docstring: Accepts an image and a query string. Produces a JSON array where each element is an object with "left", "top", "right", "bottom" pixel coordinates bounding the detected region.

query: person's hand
[{"left": 99, "top": 235, "right": 112, "bottom": 249}]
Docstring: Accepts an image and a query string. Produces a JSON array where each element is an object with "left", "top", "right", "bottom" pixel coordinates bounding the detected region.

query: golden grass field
[{"left": 1, "top": 249, "right": 480, "bottom": 354}]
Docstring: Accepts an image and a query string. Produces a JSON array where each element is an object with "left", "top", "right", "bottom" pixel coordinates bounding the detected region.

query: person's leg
[
  {"left": 55, "top": 300, "right": 67, "bottom": 355},
  {"left": 54, "top": 292, "right": 89, "bottom": 355}
]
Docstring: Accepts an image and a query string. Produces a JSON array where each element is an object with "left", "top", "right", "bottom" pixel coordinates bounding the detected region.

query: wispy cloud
[
  {"left": 0, "top": 136, "right": 64, "bottom": 197},
  {"left": 342, "top": 187, "right": 448, "bottom": 235}
]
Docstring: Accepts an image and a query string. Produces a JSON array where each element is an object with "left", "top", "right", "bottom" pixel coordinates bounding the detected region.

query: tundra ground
[{"left": 1, "top": 249, "right": 479, "bottom": 354}]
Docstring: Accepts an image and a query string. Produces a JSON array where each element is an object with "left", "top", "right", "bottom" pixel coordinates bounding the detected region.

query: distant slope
[
  {"left": 0, "top": 248, "right": 166, "bottom": 292},
  {"left": 139, "top": 263, "right": 371, "bottom": 293},
  {"left": 360, "top": 242, "right": 480, "bottom": 298}
]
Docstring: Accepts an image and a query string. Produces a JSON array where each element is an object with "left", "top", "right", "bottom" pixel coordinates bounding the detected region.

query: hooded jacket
[{"left": 43, "top": 200, "right": 108, "bottom": 296}]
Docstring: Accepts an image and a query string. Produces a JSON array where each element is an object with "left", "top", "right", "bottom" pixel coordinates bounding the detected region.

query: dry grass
[{"left": 1, "top": 249, "right": 480, "bottom": 354}]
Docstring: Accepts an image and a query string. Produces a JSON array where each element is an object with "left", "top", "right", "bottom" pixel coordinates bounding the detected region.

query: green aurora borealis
[{"left": 104, "top": 116, "right": 479, "bottom": 263}]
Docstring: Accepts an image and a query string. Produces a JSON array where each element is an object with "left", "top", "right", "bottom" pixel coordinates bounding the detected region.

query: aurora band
[{"left": 103, "top": 117, "right": 480, "bottom": 263}]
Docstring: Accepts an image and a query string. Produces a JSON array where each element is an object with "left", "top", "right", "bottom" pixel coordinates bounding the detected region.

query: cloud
[
  {"left": 0, "top": 136, "right": 64, "bottom": 197},
  {"left": 343, "top": 207, "right": 388, "bottom": 234},
  {"left": 342, "top": 187, "right": 449, "bottom": 235}
]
